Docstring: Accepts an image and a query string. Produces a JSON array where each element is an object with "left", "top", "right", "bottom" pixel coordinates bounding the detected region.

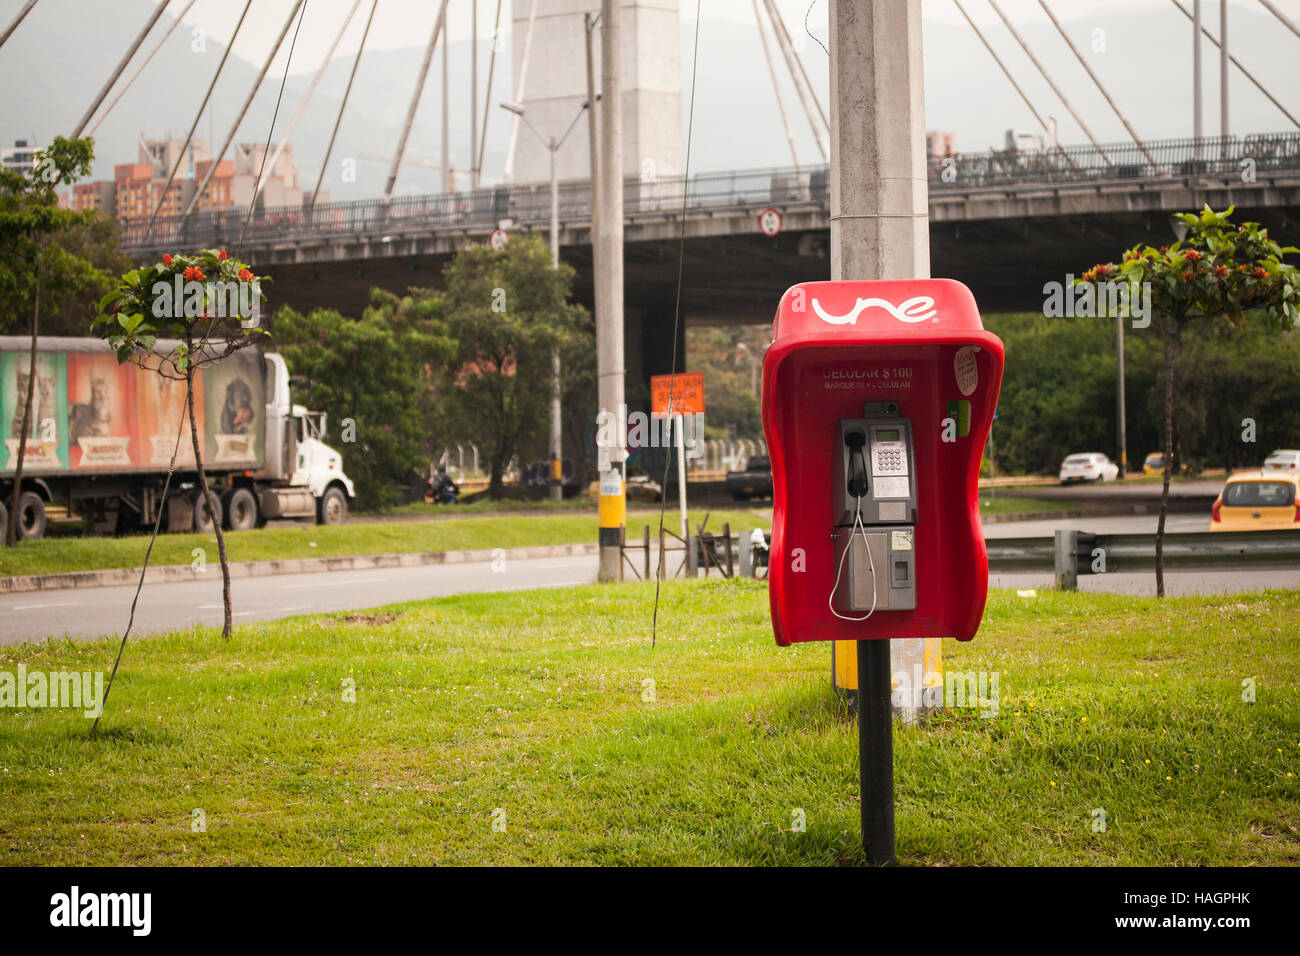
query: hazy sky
[{"left": 163, "top": 0, "right": 1215, "bottom": 75}]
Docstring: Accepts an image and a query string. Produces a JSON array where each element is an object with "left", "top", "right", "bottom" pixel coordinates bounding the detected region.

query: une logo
[{"left": 811, "top": 295, "right": 938, "bottom": 325}]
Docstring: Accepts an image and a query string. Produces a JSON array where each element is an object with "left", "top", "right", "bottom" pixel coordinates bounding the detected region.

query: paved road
[
  {"left": 0, "top": 554, "right": 596, "bottom": 646},
  {"left": 2, "top": 510, "right": 1291, "bottom": 645}
]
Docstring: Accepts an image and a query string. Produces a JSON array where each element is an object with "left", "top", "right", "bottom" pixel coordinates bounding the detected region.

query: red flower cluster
[
  {"left": 1184, "top": 249, "right": 1203, "bottom": 262},
  {"left": 183, "top": 266, "right": 206, "bottom": 282},
  {"left": 237, "top": 268, "right": 254, "bottom": 283},
  {"left": 1253, "top": 267, "right": 1269, "bottom": 279},
  {"left": 218, "top": 249, "right": 228, "bottom": 261},
  {"left": 162, "top": 254, "right": 174, "bottom": 266},
  {"left": 1214, "top": 265, "right": 1229, "bottom": 277}
]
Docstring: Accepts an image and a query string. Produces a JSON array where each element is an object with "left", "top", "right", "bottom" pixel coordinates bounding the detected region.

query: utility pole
[
  {"left": 549, "top": 138, "right": 563, "bottom": 500},
  {"left": 596, "top": 0, "right": 625, "bottom": 581},
  {"left": 830, "top": 0, "right": 929, "bottom": 865}
]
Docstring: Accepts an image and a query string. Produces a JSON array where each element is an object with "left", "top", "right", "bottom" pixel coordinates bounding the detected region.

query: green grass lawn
[
  {"left": 0, "top": 508, "right": 769, "bottom": 580},
  {"left": 1, "top": 582, "right": 1295, "bottom": 865},
  {"left": 977, "top": 495, "right": 1078, "bottom": 516}
]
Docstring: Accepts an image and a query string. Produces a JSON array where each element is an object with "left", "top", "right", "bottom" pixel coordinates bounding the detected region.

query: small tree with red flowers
[
  {"left": 94, "top": 248, "right": 268, "bottom": 638},
  {"left": 1080, "top": 206, "right": 1300, "bottom": 596}
]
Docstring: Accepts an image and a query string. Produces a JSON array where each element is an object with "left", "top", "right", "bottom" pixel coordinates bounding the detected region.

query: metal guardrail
[
  {"left": 118, "top": 132, "right": 1300, "bottom": 255},
  {"left": 990, "top": 528, "right": 1300, "bottom": 589},
  {"left": 719, "top": 528, "right": 1300, "bottom": 582}
]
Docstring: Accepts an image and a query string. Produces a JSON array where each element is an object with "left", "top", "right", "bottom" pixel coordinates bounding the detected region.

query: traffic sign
[
  {"left": 651, "top": 372, "right": 705, "bottom": 415},
  {"left": 758, "top": 208, "right": 783, "bottom": 237},
  {"left": 489, "top": 228, "right": 509, "bottom": 251}
]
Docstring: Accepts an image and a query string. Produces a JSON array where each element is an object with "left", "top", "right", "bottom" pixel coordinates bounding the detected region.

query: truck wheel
[
  {"left": 192, "top": 490, "right": 223, "bottom": 532},
  {"left": 224, "top": 487, "right": 258, "bottom": 532},
  {"left": 316, "top": 486, "right": 347, "bottom": 525},
  {"left": 17, "top": 492, "right": 46, "bottom": 540}
]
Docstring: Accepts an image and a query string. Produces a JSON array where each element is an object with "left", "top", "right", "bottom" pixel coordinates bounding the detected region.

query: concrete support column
[{"left": 829, "top": 0, "right": 938, "bottom": 723}]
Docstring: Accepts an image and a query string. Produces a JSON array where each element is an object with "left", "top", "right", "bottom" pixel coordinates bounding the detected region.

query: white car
[
  {"left": 1059, "top": 453, "right": 1120, "bottom": 484},
  {"left": 1262, "top": 449, "right": 1300, "bottom": 473}
]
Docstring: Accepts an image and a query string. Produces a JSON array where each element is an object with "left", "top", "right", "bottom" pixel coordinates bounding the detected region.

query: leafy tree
[
  {"left": 1082, "top": 205, "right": 1300, "bottom": 596},
  {"left": 438, "top": 234, "right": 592, "bottom": 498},
  {"left": 0, "top": 136, "right": 113, "bottom": 546},
  {"left": 270, "top": 290, "right": 454, "bottom": 506},
  {"left": 94, "top": 247, "right": 269, "bottom": 638}
]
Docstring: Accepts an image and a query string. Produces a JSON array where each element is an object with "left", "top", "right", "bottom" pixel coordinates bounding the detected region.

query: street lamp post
[{"left": 499, "top": 99, "right": 594, "bottom": 500}]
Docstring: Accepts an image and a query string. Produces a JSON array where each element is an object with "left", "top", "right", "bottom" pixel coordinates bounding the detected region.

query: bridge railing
[{"left": 119, "top": 132, "right": 1300, "bottom": 254}]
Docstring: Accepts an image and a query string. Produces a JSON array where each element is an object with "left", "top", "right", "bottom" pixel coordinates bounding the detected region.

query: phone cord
[{"left": 828, "top": 495, "right": 879, "bottom": 623}]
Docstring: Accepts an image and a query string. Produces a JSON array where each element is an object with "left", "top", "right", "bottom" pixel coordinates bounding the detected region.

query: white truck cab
[{"left": 259, "top": 353, "right": 355, "bottom": 524}]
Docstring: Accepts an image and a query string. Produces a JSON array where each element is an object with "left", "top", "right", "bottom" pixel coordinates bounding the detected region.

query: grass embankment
[
  {"left": 0, "top": 509, "right": 769, "bottom": 580},
  {"left": 1, "top": 583, "right": 1295, "bottom": 865}
]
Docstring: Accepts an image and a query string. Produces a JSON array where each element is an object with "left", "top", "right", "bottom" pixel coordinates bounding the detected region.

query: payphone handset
[{"left": 830, "top": 402, "right": 918, "bottom": 621}]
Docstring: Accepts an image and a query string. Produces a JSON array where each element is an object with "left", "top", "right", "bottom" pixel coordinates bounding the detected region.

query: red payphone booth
[{"left": 762, "top": 278, "right": 1005, "bottom": 646}]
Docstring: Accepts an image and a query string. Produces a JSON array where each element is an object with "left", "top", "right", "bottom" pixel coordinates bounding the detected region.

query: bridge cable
[
  {"left": 476, "top": 0, "right": 504, "bottom": 186},
  {"left": 651, "top": 0, "right": 703, "bottom": 649},
  {"left": 384, "top": 0, "right": 449, "bottom": 200},
  {"left": 753, "top": 0, "right": 802, "bottom": 173},
  {"left": 183, "top": 0, "right": 307, "bottom": 223},
  {"left": 253, "top": 0, "right": 364, "bottom": 208},
  {"left": 311, "top": 0, "right": 380, "bottom": 211},
  {"left": 950, "top": 0, "right": 1052, "bottom": 136},
  {"left": 87, "top": 0, "right": 200, "bottom": 138},
  {"left": 1257, "top": 0, "right": 1300, "bottom": 42},
  {"left": 1169, "top": 0, "right": 1300, "bottom": 131},
  {"left": 769, "top": 0, "right": 830, "bottom": 137},
  {"left": 760, "top": 0, "right": 828, "bottom": 161},
  {"left": 143, "top": 0, "right": 254, "bottom": 244},
  {"left": 0, "top": 0, "right": 38, "bottom": 52},
  {"left": 502, "top": 0, "right": 538, "bottom": 183},
  {"left": 71, "top": 0, "right": 171, "bottom": 139},
  {"left": 1037, "top": 0, "right": 1157, "bottom": 167},
  {"left": 986, "top": 0, "right": 1113, "bottom": 164},
  {"left": 235, "top": 0, "right": 309, "bottom": 254}
]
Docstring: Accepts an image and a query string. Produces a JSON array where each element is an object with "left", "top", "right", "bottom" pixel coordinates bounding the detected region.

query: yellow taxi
[
  {"left": 1142, "top": 452, "right": 1165, "bottom": 477},
  {"left": 1210, "top": 470, "right": 1300, "bottom": 531}
]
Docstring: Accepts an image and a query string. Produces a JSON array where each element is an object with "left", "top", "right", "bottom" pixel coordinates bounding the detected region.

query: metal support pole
[
  {"left": 858, "top": 639, "right": 896, "bottom": 865},
  {"left": 675, "top": 413, "right": 688, "bottom": 541},
  {"left": 1169, "top": 0, "right": 1299, "bottom": 130},
  {"left": 72, "top": 0, "right": 170, "bottom": 138},
  {"left": 1116, "top": 312, "right": 1127, "bottom": 478},
  {"left": 478, "top": 0, "right": 503, "bottom": 183},
  {"left": 596, "top": 0, "right": 626, "bottom": 582},
  {"left": 549, "top": 143, "right": 563, "bottom": 501}
]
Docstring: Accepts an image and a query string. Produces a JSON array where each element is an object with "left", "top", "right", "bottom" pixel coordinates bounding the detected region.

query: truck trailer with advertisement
[{"left": 0, "top": 337, "right": 354, "bottom": 541}]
